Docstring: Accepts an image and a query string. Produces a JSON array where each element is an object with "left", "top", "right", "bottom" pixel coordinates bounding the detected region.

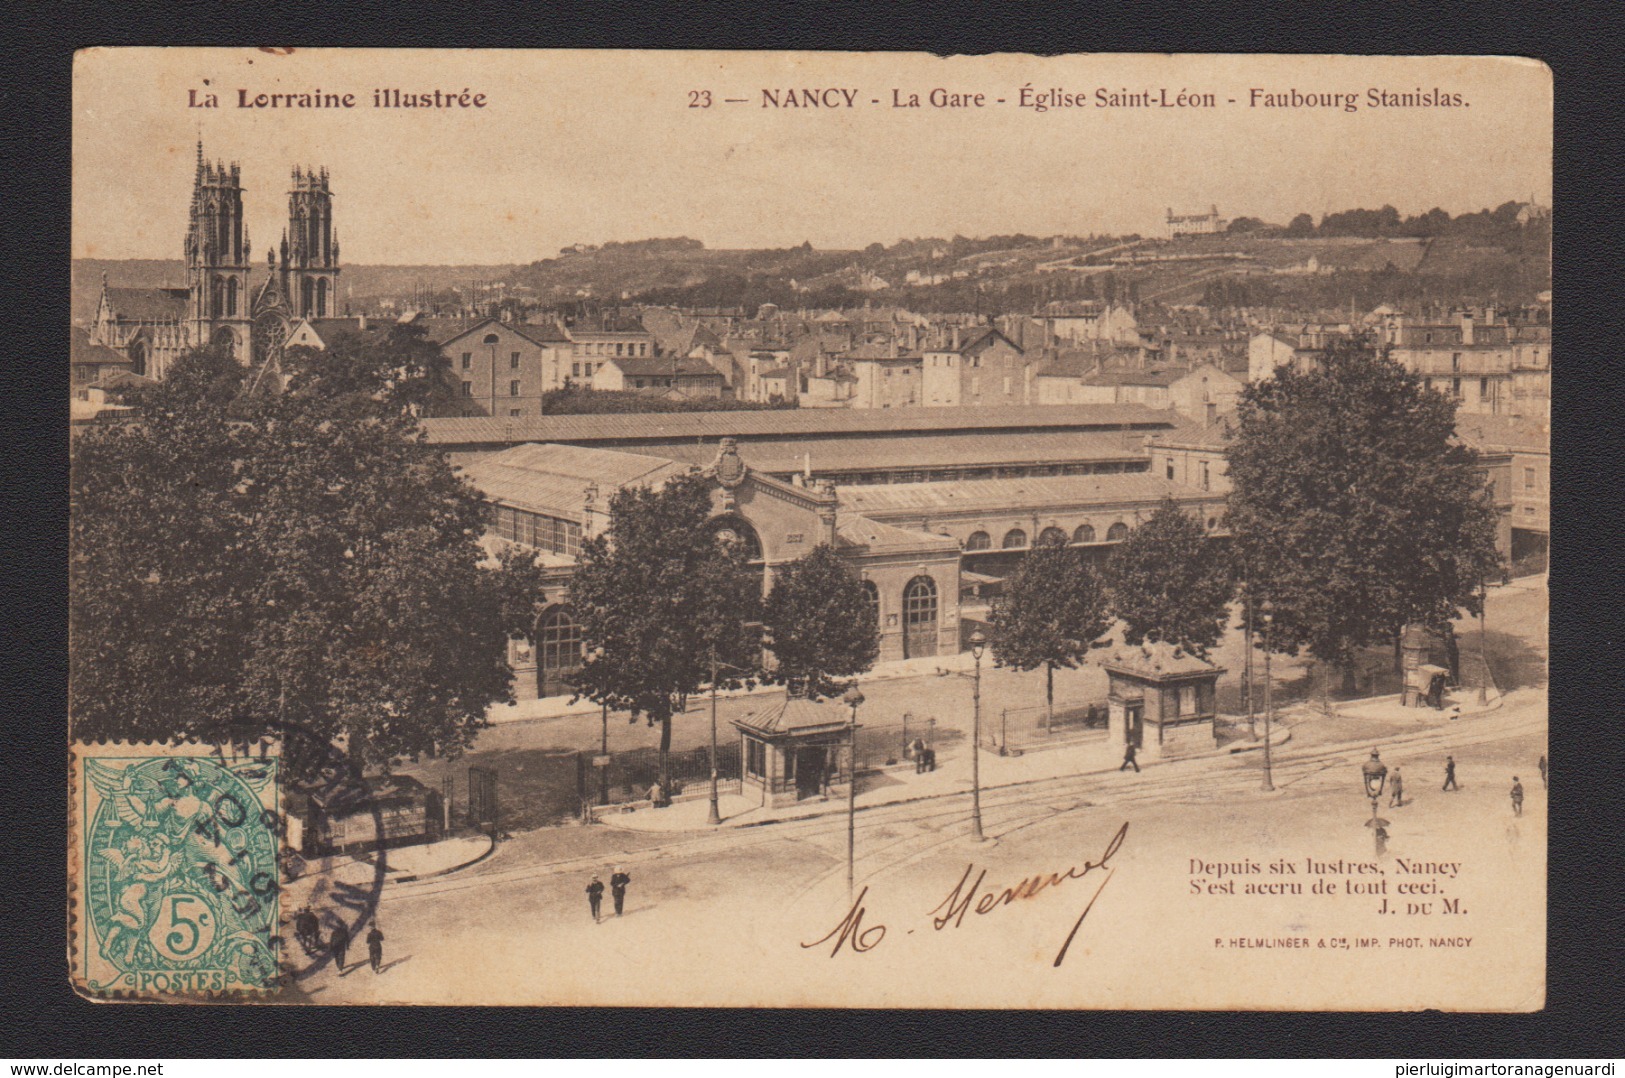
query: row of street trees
[
  {"left": 985, "top": 339, "right": 1502, "bottom": 720},
  {"left": 72, "top": 329, "right": 882, "bottom": 787},
  {"left": 73, "top": 329, "right": 1498, "bottom": 789}
]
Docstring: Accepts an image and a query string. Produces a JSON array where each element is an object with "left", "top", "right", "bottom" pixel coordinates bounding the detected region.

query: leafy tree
[
  {"left": 1225, "top": 339, "right": 1502, "bottom": 695},
  {"left": 1284, "top": 213, "right": 1316, "bottom": 237},
  {"left": 71, "top": 341, "right": 514, "bottom": 779},
  {"left": 567, "top": 472, "right": 762, "bottom": 789},
  {"left": 987, "top": 544, "right": 1111, "bottom": 730},
  {"left": 1104, "top": 498, "right": 1234, "bottom": 659},
  {"left": 762, "top": 544, "right": 879, "bottom": 700}
]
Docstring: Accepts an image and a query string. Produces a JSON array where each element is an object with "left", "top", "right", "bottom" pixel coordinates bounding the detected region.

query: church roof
[
  {"left": 103, "top": 287, "right": 188, "bottom": 323},
  {"left": 70, "top": 326, "right": 132, "bottom": 368}
]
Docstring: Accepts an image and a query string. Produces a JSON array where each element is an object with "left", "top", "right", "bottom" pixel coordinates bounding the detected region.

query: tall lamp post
[
  {"left": 1361, "top": 750, "right": 1389, "bottom": 856},
  {"left": 707, "top": 649, "right": 724, "bottom": 826},
  {"left": 590, "top": 646, "right": 609, "bottom": 808},
  {"left": 969, "top": 630, "right": 987, "bottom": 842},
  {"left": 1260, "top": 611, "right": 1276, "bottom": 792},
  {"left": 843, "top": 685, "right": 864, "bottom": 896}
]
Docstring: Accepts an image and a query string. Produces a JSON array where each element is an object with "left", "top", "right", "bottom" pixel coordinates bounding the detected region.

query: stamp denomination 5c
[{"left": 71, "top": 742, "right": 282, "bottom": 998}]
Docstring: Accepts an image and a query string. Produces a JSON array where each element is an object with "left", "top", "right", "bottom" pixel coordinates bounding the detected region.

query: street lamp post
[
  {"left": 843, "top": 686, "right": 864, "bottom": 896},
  {"left": 590, "top": 646, "right": 609, "bottom": 808},
  {"left": 969, "top": 630, "right": 987, "bottom": 842},
  {"left": 707, "top": 649, "right": 723, "bottom": 827},
  {"left": 1261, "top": 612, "right": 1276, "bottom": 792},
  {"left": 1361, "top": 750, "right": 1389, "bottom": 856}
]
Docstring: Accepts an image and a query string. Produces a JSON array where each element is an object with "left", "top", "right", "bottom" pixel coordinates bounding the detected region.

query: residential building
[
  {"left": 591, "top": 354, "right": 727, "bottom": 399},
  {"left": 921, "top": 326, "right": 1027, "bottom": 407}
]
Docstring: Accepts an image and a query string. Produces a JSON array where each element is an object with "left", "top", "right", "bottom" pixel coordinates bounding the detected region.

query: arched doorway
[
  {"left": 536, "top": 606, "right": 583, "bottom": 698},
  {"left": 711, "top": 515, "right": 767, "bottom": 594},
  {"left": 902, "top": 576, "right": 938, "bottom": 659}
]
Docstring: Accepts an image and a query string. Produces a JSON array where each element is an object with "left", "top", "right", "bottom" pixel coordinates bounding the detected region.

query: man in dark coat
[
  {"left": 1442, "top": 755, "right": 1459, "bottom": 791},
  {"left": 1538, "top": 754, "right": 1547, "bottom": 789},
  {"left": 1510, "top": 777, "right": 1524, "bottom": 817},
  {"left": 328, "top": 920, "right": 350, "bottom": 971},
  {"left": 610, "top": 867, "right": 631, "bottom": 917},
  {"left": 1120, "top": 741, "right": 1140, "bottom": 773},
  {"left": 587, "top": 875, "right": 605, "bottom": 922},
  {"left": 1388, "top": 767, "right": 1404, "bottom": 808},
  {"left": 366, "top": 923, "right": 384, "bottom": 974}
]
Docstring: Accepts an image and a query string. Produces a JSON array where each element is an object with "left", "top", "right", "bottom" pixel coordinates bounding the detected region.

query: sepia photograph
[{"left": 68, "top": 49, "right": 1550, "bottom": 1010}]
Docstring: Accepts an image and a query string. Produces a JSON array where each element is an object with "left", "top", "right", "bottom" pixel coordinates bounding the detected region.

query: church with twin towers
[{"left": 90, "top": 142, "right": 342, "bottom": 381}]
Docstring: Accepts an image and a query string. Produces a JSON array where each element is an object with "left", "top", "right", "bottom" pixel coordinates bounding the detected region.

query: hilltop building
[{"left": 1167, "top": 205, "right": 1226, "bottom": 238}]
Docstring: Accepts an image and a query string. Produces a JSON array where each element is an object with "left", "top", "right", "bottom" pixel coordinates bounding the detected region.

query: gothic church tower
[
  {"left": 279, "top": 165, "right": 341, "bottom": 320},
  {"left": 185, "top": 141, "right": 254, "bottom": 363}
]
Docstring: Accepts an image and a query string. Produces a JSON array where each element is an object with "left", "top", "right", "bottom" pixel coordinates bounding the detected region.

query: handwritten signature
[{"left": 801, "top": 821, "right": 1128, "bottom": 968}]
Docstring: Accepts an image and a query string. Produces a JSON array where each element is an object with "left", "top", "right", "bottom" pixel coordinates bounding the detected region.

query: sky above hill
[{"left": 74, "top": 50, "right": 1551, "bottom": 264}]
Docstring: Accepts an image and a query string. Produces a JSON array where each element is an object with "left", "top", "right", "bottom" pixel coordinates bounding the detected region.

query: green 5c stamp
[{"left": 73, "top": 745, "right": 281, "bottom": 996}]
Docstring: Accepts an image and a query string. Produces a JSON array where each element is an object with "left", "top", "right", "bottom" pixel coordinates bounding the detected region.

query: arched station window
[
  {"left": 1002, "top": 528, "right": 1028, "bottom": 549},
  {"left": 861, "top": 580, "right": 880, "bottom": 627},
  {"left": 902, "top": 576, "right": 938, "bottom": 659},
  {"left": 1038, "top": 527, "right": 1068, "bottom": 547},
  {"left": 538, "top": 607, "right": 584, "bottom": 681},
  {"left": 1107, "top": 522, "right": 1130, "bottom": 541},
  {"left": 964, "top": 530, "right": 991, "bottom": 551},
  {"left": 1073, "top": 523, "right": 1096, "bottom": 544}
]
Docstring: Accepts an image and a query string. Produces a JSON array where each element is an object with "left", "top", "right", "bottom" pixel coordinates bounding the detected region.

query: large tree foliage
[
  {"left": 987, "top": 544, "right": 1111, "bottom": 728},
  {"left": 567, "top": 472, "right": 762, "bottom": 786},
  {"left": 71, "top": 338, "right": 513, "bottom": 778},
  {"left": 1104, "top": 498, "right": 1234, "bottom": 659},
  {"left": 1225, "top": 339, "right": 1501, "bottom": 675},
  {"left": 762, "top": 544, "right": 878, "bottom": 700}
]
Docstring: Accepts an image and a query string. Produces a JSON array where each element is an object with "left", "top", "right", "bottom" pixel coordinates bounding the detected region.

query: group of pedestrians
[
  {"left": 910, "top": 739, "right": 937, "bottom": 774},
  {"left": 1378, "top": 750, "right": 1545, "bottom": 818},
  {"left": 586, "top": 867, "right": 633, "bottom": 922},
  {"left": 297, "top": 906, "right": 386, "bottom": 975}
]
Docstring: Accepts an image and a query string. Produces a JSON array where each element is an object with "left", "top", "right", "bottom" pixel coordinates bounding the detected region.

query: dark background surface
[{"left": 3, "top": 0, "right": 1620, "bottom": 1058}]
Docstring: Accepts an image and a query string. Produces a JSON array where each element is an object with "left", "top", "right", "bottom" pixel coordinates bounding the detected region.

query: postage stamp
[{"left": 71, "top": 741, "right": 283, "bottom": 997}]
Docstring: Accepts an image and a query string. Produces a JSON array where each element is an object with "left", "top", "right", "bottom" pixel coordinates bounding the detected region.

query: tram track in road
[{"left": 386, "top": 704, "right": 1544, "bottom": 905}]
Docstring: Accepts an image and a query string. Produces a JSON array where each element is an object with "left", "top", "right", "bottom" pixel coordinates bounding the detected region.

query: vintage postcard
[{"left": 70, "top": 49, "right": 1549, "bottom": 1008}]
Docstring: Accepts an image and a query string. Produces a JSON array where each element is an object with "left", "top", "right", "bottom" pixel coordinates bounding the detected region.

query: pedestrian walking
[
  {"left": 1510, "top": 777, "right": 1524, "bottom": 817},
  {"left": 328, "top": 920, "right": 349, "bottom": 971},
  {"left": 1442, "top": 755, "right": 1459, "bottom": 792},
  {"left": 648, "top": 781, "right": 665, "bottom": 808},
  {"left": 1538, "top": 754, "right": 1547, "bottom": 789},
  {"left": 1388, "top": 767, "right": 1404, "bottom": 808},
  {"left": 912, "top": 738, "right": 927, "bottom": 774},
  {"left": 924, "top": 746, "right": 936, "bottom": 772},
  {"left": 366, "top": 923, "right": 384, "bottom": 974},
  {"left": 587, "top": 874, "right": 605, "bottom": 923},
  {"left": 610, "top": 867, "right": 631, "bottom": 917},
  {"left": 1119, "top": 741, "right": 1140, "bottom": 773}
]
